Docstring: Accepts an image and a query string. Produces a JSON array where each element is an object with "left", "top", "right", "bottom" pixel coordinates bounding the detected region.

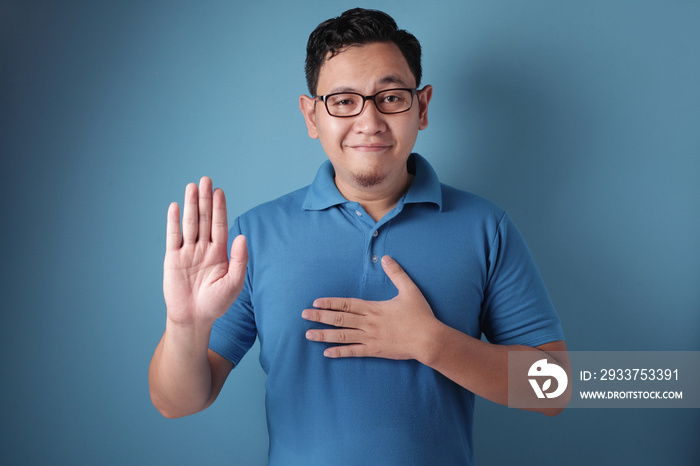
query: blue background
[{"left": 1, "top": 0, "right": 698, "bottom": 464}]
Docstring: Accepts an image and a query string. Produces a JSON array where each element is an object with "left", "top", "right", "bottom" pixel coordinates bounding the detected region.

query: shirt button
[
  {"left": 372, "top": 230, "right": 379, "bottom": 237},
  {"left": 371, "top": 255, "right": 379, "bottom": 263},
  {"left": 355, "top": 210, "right": 362, "bottom": 217}
]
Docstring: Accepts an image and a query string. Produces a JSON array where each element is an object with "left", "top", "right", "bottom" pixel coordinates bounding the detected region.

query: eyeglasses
[{"left": 315, "top": 88, "right": 417, "bottom": 118}]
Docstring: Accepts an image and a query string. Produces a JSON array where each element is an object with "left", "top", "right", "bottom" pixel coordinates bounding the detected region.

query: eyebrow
[{"left": 327, "top": 75, "right": 411, "bottom": 94}]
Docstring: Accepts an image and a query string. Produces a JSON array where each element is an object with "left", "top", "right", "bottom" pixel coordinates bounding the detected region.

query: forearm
[
  {"left": 148, "top": 320, "right": 216, "bottom": 418},
  {"left": 417, "top": 321, "right": 568, "bottom": 416}
]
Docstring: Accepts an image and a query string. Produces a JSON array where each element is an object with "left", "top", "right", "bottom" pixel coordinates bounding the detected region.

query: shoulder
[
  {"left": 240, "top": 186, "right": 309, "bottom": 221},
  {"left": 229, "top": 187, "right": 315, "bottom": 255},
  {"left": 439, "top": 183, "right": 506, "bottom": 224}
]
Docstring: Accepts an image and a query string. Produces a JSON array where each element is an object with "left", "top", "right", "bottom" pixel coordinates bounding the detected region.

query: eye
[
  {"left": 327, "top": 94, "right": 360, "bottom": 107},
  {"left": 382, "top": 94, "right": 403, "bottom": 103}
]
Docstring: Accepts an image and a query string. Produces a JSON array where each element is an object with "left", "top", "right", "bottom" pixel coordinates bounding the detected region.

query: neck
[{"left": 335, "top": 171, "right": 414, "bottom": 222}]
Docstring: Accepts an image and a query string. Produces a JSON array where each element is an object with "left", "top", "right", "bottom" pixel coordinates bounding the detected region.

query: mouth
[{"left": 347, "top": 143, "right": 392, "bottom": 153}]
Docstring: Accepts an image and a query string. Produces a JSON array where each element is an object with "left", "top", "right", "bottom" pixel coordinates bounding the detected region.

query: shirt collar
[{"left": 302, "top": 153, "right": 443, "bottom": 212}]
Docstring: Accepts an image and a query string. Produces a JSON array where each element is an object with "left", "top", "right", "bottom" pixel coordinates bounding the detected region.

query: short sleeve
[
  {"left": 208, "top": 217, "right": 257, "bottom": 365},
  {"left": 480, "top": 213, "right": 564, "bottom": 347}
]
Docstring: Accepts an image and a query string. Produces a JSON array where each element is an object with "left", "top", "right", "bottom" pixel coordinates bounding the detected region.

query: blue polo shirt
[{"left": 210, "top": 153, "right": 564, "bottom": 465}]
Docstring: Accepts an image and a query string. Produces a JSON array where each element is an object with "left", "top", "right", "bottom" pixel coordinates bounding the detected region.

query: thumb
[
  {"left": 380, "top": 255, "right": 416, "bottom": 294},
  {"left": 228, "top": 235, "right": 248, "bottom": 286}
]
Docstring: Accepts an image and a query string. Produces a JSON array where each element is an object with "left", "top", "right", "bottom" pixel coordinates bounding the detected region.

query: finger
[
  {"left": 305, "top": 328, "right": 365, "bottom": 344},
  {"left": 165, "top": 202, "right": 181, "bottom": 251},
  {"left": 227, "top": 235, "right": 248, "bottom": 289},
  {"left": 301, "top": 308, "right": 363, "bottom": 329},
  {"left": 198, "top": 176, "right": 213, "bottom": 243},
  {"left": 380, "top": 255, "right": 416, "bottom": 294},
  {"left": 182, "top": 183, "right": 199, "bottom": 244},
  {"left": 312, "top": 297, "right": 362, "bottom": 314},
  {"left": 323, "top": 345, "right": 368, "bottom": 358},
  {"left": 211, "top": 188, "right": 228, "bottom": 246}
]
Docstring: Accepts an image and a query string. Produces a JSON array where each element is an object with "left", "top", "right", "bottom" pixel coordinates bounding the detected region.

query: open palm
[{"left": 163, "top": 177, "right": 247, "bottom": 327}]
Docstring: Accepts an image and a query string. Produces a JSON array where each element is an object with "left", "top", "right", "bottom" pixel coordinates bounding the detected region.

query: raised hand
[
  {"left": 163, "top": 176, "right": 248, "bottom": 327},
  {"left": 302, "top": 256, "right": 440, "bottom": 361}
]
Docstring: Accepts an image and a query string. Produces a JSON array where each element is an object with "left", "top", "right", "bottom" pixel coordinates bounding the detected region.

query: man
[{"left": 149, "top": 8, "right": 568, "bottom": 465}]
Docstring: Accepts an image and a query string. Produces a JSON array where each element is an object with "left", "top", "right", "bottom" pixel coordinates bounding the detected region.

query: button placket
[{"left": 368, "top": 226, "right": 385, "bottom": 268}]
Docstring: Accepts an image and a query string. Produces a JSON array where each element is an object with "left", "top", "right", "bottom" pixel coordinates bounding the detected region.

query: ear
[
  {"left": 417, "top": 85, "right": 433, "bottom": 131},
  {"left": 299, "top": 95, "right": 319, "bottom": 139}
]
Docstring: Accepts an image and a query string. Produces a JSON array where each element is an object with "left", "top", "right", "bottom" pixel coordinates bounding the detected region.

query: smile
[{"left": 347, "top": 144, "right": 392, "bottom": 152}]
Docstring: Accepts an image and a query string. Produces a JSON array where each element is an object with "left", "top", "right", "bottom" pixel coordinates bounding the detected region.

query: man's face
[{"left": 300, "top": 42, "right": 432, "bottom": 197}]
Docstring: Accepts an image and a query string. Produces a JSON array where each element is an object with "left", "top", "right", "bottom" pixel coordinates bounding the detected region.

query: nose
[{"left": 352, "top": 99, "right": 387, "bottom": 134}]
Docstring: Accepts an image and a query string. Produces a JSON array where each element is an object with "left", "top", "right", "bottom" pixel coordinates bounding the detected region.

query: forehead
[{"left": 316, "top": 42, "right": 415, "bottom": 94}]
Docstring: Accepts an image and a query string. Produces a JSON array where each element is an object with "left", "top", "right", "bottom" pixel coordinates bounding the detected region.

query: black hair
[{"left": 304, "top": 8, "right": 422, "bottom": 96}]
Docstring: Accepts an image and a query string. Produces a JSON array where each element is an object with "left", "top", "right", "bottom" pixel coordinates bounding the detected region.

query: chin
[{"left": 352, "top": 171, "right": 387, "bottom": 188}]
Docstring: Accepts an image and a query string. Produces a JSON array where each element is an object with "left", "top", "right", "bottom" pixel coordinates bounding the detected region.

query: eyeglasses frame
[{"left": 314, "top": 88, "right": 418, "bottom": 118}]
